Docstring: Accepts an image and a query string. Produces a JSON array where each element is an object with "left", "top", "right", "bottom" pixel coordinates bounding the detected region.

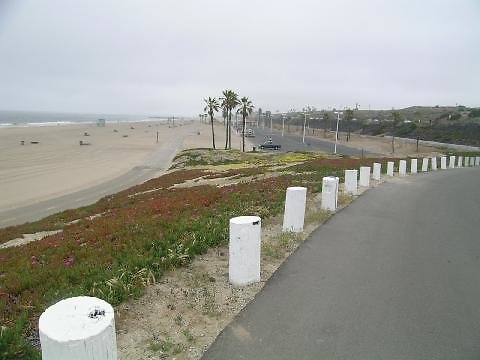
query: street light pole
[
  {"left": 282, "top": 114, "right": 285, "bottom": 137},
  {"left": 333, "top": 111, "right": 343, "bottom": 154},
  {"left": 302, "top": 112, "right": 307, "bottom": 143}
]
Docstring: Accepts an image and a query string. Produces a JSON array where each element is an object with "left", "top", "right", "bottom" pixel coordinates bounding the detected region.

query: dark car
[{"left": 259, "top": 139, "right": 281, "bottom": 150}]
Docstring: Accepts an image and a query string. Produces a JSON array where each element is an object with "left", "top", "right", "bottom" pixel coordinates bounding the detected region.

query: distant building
[{"left": 97, "top": 118, "right": 106, "bottom": 127}]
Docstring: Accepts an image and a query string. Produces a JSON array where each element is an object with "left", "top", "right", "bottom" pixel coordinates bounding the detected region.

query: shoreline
[{"left": 0, "top": 117, "right": 176, "bottom": 129}]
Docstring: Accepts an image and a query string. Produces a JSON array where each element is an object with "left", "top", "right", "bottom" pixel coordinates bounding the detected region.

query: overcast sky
[{"left": 0, "top": 0, "right": 479, "bottom": 116}]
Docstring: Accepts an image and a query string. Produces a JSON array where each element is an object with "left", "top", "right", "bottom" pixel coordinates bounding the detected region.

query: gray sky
[{"left": 0, "top": 0, "right": 479, "bottom": 116}]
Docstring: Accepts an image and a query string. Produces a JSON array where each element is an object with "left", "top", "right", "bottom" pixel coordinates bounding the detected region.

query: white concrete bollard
[
  {"left": 359, "top": 166, "right": 371, "bottom": 187},
  {"left": 372, "top": 163, "right": 381, "bottom": 180},
  {"left": 421, "top": 158, "right": 429, "bottom": 172},
  {"left": 449, "top": 156, "right": 455, "bottom": 169},
  {"left": 282, "top": 187, "right": 307, "bottom": 233},
  {"left": 229, "top": 216, "right": 261, "bottom": 286},
  {"left": 476, "top": 157, "right": 480, "bottom": 166},
  {"left": 410, "top": 159, "right": 418, "bottom": 174},
  {"left": 470, "top": 157, "right": 475, "bottom": 166},
  {"left": 39, "top": 296, "right": 117, "bottom": 360},
  {"left": 465, "top": 156, "right": 470, "bottom": 167},
  {"left": 344, "top": 170, "right": 358, "bottom": 195},
  {"left": 399, "top": 160, "right": 407, "bottom": 176},
  {"left": 321, "top": 176, "right": 339, "bottom": 211},
  {"left": 440, "top": 156, "right": 447, "bottom": 170},
  {"left": 431, "top": 157, "right": 437, "bottom": 171},
  {"left": 458, "top": 156, "right": 463, "bottom": 167},
  {"left": 387, "top": 161, "right": 394, "bottom": 176}
]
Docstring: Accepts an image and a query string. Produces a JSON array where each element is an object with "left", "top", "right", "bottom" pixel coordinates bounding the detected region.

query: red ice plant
[{"left": 64, "top": 255, "right": 75, "bottom": 268}]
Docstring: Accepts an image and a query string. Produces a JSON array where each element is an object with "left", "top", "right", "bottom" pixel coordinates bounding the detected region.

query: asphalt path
[
  {"left": 0, "top": 129, "right": 190, "bottom": 228},
  {"left": 252, "top": 128, "right": 379, "bottom": 156},
  {"left": 204, "top": 167, "right": 480, "bottom": 360}
]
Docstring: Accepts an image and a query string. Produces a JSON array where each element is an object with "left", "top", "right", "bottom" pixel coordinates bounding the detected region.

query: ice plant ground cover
[{"left": 1, "top": 149, "right": 475, "bottom": 358}]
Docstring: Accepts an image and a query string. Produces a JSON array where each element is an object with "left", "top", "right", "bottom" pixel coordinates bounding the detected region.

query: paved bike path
[{"left": 204, "top": 167, "right": 480, "bottom": 360}]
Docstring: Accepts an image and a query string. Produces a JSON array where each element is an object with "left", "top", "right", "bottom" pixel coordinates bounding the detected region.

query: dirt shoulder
[{"left": 275, "top": 124, "right": 442, "bottom": 157}]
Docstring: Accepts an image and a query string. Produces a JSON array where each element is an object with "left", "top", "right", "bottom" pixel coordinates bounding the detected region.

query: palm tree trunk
[
  {"left": 228, "top": 110, "right": 232, "bottom": 149},
  {"left": 210, "top": 114, "right": 216, "bottom": 149},
  {"left": 242, "top": 113, "right": 246, "bottom": 152},
  {"left": 225, "top": 113, "right": 229, "bottom": 149}
]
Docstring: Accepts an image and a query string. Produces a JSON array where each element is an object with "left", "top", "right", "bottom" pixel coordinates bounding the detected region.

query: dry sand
[
  {"left": 315, "top": 131, "right": 441, "bottom": 157},
  {"left": 0, "top": 120, "right": 240, "bottom": 212}
]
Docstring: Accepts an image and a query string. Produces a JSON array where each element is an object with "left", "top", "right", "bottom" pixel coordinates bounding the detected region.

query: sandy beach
[{"left": 0, "top": 120, "right": 242, "bottom": 212}]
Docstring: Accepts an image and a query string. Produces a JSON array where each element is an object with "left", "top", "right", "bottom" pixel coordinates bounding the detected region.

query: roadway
[
  {"left": 204, "top": 167, "right": 480, "bottom": 360},
  {"left": 252, "top": 127, "right": 379, "bottom": 156}
]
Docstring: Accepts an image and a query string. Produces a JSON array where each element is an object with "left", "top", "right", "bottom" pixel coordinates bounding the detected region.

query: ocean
[{"left": 0, "top": 110, "right": 162, "bottom": 127}]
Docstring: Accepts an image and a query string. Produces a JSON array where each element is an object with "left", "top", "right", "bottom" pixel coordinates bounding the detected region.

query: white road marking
[{"left": 46, "top": 206, "right": 56, "bottom": 211}]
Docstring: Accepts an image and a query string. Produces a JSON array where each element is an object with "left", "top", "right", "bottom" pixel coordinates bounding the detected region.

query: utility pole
[
  {"left": 333, "top": 111, "right": 343, "bottom": 154},
  {"left": 282, "top": 114, "right": 285, "bottom": 137},
  {"left": 302, "top": 111, "right": 307, "bottom": 143}
]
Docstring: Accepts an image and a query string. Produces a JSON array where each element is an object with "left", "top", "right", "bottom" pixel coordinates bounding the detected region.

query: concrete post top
[
  {"left": 286, "top": 186, "right": 307, "bottom": 192},
  {"left": 39, "top": 296, "right": 114, "bottom": 343},
  {"left": 230, "top": 216, "right": 261, "bottom": 225},
  {"left": 345, "top": 169, "right": 358, "bottom": 174},
  {"left": 360, "top": 166, "right": 371, "bottom": 170},
  {"left": 323, "top": 176, "right": 338, "bottom": 182}
]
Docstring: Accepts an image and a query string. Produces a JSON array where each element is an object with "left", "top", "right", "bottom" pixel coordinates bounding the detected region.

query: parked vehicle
[
  {"left": 259, "top": 139, "right": 281, "bottom": 150},
  {"left": 245, "top": 129, "right": 255, "bottom": 137}
]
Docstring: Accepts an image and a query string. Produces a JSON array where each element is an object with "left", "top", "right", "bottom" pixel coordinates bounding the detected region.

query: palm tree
[
  {"left": 221, "top": 93, "right": 229, "bottom": 149},
  {"left": 220, "top": 89, "right": 240, "bottom": 149},
  {"left": 239, "top": 96, "right": 254, "bottom": 152},
  {"left": 204, "top": 97, "right": 219, "bottom": 149}
]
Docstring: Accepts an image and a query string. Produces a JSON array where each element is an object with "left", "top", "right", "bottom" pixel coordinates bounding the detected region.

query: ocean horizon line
[{"left": 0, "top": 110, "right": 189, "bottom": 128}]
